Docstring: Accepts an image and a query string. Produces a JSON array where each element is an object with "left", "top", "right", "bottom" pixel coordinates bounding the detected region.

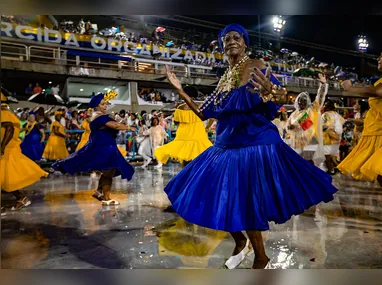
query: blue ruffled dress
[
  {"left": 53, "top": 115, "right": 134, "bottom": 180},
  {"left": 20, "top": 124, "right": 44, "bottom": 161},
  {"left": 164, "top": 76, "right": 338, "bottom": 232}
]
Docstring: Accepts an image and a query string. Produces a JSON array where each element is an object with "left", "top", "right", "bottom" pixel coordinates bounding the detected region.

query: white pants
[
  {"left": 324, "top": 144, "right": 340, "bottom": 156},
  {"left": 293, "top": 144, "right": 318, "bottom": 161}
]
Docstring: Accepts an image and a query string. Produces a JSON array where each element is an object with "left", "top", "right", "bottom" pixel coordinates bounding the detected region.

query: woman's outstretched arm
[{"left": 165, "top": 65, "right": 206, "bottom": 121}]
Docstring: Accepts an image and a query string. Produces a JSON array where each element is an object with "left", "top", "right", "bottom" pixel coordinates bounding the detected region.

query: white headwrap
[{"left": 294, "top": 92, "right": 312, "bottom": 111}]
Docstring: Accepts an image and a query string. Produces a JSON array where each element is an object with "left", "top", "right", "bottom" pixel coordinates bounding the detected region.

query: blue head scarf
[
  {"left": 218, "top": 24, "right": 249, "bottom": 50},
  {"left": 89, "top": 93, "right": 105, "bottom": 108}
]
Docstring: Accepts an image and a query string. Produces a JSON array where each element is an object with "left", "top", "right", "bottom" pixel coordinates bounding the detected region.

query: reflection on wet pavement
[{"left": 1, "top": 163, "right": 382, "bottom": 269}]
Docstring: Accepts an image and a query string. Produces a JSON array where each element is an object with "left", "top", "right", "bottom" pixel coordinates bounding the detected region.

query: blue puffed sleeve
[{"left": 201, "top": 101, "right": 216, "bottom": 119}]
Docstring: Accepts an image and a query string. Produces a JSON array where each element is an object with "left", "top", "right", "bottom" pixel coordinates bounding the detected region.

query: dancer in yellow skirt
[
  {"left": 1, "top": 97, "right": 48, "bottom": 213},
  {"left": 338, "top": 53, "right": 382, "bottom": 186},
  {"left": 154, "top": 86, "right": 213, "bottom": 212},
  {"left": 43, "top": 111, "right": 69, "bottom": 160},
  {"left": 155, "top": 86, "right": 213, "bottom": 167},
  {"left": 76, "top": 110, "right": 91, "bottom": 151}
]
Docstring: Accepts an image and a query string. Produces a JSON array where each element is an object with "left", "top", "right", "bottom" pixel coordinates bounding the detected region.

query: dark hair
[
  {"left": 183, "top": 86, "right": 198, "bottom": 99},
  {"left": 151, "top": 117, "right": 159, "bottom": 126},
  {"left": 119, "top": 109, "right": 126, "bottom": 114},
  {"left": 324, "top": 100, "right": 336, "bottom": 111},
  {"left": 141, "top": 110, "right": 147, "bottom": 115},
  {"left": 358, "top": 99, "right": 369, "bottom": 115},
  {"left": 151, "top": 109, "right": 157, "bottom": 114}
]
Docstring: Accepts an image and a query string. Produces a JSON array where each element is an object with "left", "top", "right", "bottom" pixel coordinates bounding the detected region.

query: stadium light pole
[
  {"left": 357, "top": 35, "right": 368, "bottom": 52},
  {"left": 273, "top": 16, "right": 286, "bottom": 34},
  {"left": 272, "top": 16, "right": 286, "bottom": 52},
  {"left": 357, "top": 35, "right": 369, "bottom": 78}
]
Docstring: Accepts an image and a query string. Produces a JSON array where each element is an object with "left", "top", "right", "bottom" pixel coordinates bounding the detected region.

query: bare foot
[{"left": 252, "top": 257, "right": 270, "bottom": 269}]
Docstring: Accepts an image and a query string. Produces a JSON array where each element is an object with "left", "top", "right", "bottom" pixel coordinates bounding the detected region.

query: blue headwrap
[
  {"left": 89, "top": 93, "right": 104, "bottom": 108},
  {"left": 218, "top": 24, "right": 249, "bottom": 50},
  {"left": 28, "top": 111, "right": 36, "bottom": 117}
]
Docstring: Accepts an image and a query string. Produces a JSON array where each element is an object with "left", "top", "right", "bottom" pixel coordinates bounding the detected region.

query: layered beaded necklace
[{"left": 200, "top": 55, "right": 249, "bottom": 112}]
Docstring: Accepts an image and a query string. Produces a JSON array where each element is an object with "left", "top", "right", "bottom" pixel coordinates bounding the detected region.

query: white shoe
[
  {"left": 225, "top": 239, "right": 253, "bottom": 269},
  {"left": 264, "top": 261, "right": 272, "bottom": 269},
  {"left": 154, "top": 163, "right": 163, "bottom": 169},
  {"left": 143, "top": 158, "right": 152, "bottom": 168}
]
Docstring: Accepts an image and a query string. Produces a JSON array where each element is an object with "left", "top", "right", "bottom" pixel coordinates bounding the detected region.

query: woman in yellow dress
[
  {"left": 1, "top": 97, "right": 48, "bottom": 213},
  {"left": 338, "top": 53, "right": 382, "bottom": 186},
  {"left": 43, "top": 111, "right": 70, "bottom": 160},
  {"left": 155, "top": 86, "right": 213, "bottom": 168},
  {"left": 76, "top": 110, "right": 92, "bottom": 151}
]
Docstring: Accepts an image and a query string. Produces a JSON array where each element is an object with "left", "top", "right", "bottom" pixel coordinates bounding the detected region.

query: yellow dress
[
  {"left": 338, "top": 80, "right": 382, "bottom": 181},
  {"left": 43, "top": 121, "right": 69, "bottom": 160},
  {"left": 74, "top": 119, "right": 126, "bottom": 156},
  {"left": 75, "top": 120, "right": 91, "bottom": 151},
  {"left": 155, "top": 109, "right": 212, "bottom": 164},
  {"left": 1, "top": 109, "right": 48, "bottom": 192}
]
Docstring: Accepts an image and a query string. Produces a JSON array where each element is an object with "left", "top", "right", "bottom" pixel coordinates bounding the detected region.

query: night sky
[{"left": 192, "top": 15, "right": 381, "bottom": 71}]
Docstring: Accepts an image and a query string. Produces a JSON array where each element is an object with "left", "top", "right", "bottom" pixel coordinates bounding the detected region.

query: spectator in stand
[
  {"left": 85, "top": 20, "right": 92, "bottom": 33},
  {"left": 45, "top": 85, "right": 52, "bottom": 95},
  {"left": 33, "top": 83, "right": 42, "bottom": 94},
  {"left": 149, "top": 91, "right": 156, "bottom": 102},
  {"left": 25, "top": 83, "right": 33, "bottom": 96},
  {"left": 51, "top": 85, "right": 60, "bottom": 95},
  {"left": 155, "top": 92, "right": 161, "bottom": 102},
  {"left": 78, "top": 18, "right": 85, "bottom": 34},
  {"left": 160, "top": 92, "right": 167, "bottom": 103}
]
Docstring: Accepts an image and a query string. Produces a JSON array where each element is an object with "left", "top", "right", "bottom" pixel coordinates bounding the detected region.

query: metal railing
[
  {"left": 1, "top": 40, "right": 352, "bottom": 91},
  {"left": 2, "top": 40, "right": 218, "bottom": 79},
  {"left": 1, "top": 42, "right": 28, "bottom": 61}
]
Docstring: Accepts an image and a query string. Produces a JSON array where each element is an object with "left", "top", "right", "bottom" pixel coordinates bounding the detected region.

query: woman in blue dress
[
  {"left": 53, "top": 93, "right": 135, "bottom": 206},
  {"left": 164, "top": 24, "right": 338, "bottom": 269},
  {"left": 20, "top": 112, "right": 45, "bottom": 162}
]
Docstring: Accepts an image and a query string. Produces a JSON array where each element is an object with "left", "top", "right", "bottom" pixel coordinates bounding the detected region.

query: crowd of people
[
  {"left": 272, "top": 77, "right": 371, "bottom": 175},
  {"left": 23, "top": 82, "right": 60, "bottom": 97},
  {"left": 7, "top": 104, "right": 178, "bottom": 163}
]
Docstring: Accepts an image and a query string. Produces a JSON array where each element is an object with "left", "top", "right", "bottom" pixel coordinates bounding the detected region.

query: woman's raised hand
[
  {"left": 165, "top": 65, "right": 182, "bottom": 91},
  {"left": 247, "top": 66, "right": 273, "bottom": 95}
]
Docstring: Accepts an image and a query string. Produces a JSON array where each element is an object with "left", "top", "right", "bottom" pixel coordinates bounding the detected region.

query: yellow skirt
[
  {"left": 117, "top": 146, "right": 127, "bottom": 157},
  {"left": 75, "top": 133, "right": 90, "bottom": 151},
  {"left": 1, "top": 146, "right": 48, "bottom": 192},
  {"left": 338, "top": 135, "right": 382, "bottom": 181},
  {"left": 43, "top": 136, "right": 69, "bottom": 160},
  {"left": 155, "top": 139, "right": 212, "bottom": 164},
  {"left": 360, "top": 147, "right": 382, "bottom": 181}
]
